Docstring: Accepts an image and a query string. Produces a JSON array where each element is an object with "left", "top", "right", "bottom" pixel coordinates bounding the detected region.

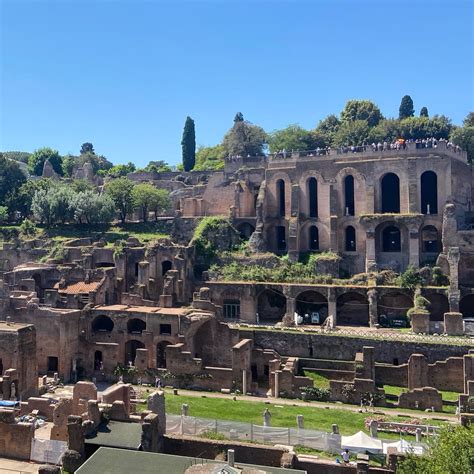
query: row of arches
[
  {"left": 92, "top": 316, "right": 146, "bottom": 334},
  {"left": 275, "top": 170, "right": 438, "bottom": 217}
]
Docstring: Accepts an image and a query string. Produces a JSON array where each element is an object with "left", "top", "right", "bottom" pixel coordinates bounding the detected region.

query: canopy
[
  {"left": 341, "top": 431, "right": 383, "bottom": 453},
  {"left": 0, "top": 400, "right": 19, "bottom": 407},
  {"left": 382, "top": 439, "right": 425, "bottom": 455}
]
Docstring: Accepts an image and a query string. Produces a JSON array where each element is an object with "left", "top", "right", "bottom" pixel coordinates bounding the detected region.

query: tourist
[{"left": 342, "top": 449, "right": 350, "bottom": 464}]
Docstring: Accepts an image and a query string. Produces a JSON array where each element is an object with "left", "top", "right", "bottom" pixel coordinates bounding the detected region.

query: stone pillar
[
  {"left": 415, "top": 428, "right": 422, "bottom": 442},
  {"left": 141, "top": 413, "right": 163, "bottom": 453},
  {"left": 297, "top": 415, "right": 304, "bottom": 429},
  {"left": 138, "top": 261, "right": 150, "bottom": 286},
  {"left": 227, "top": 449, "right": 235, "bottom": 467},
  {"left": 407, "top": 161, "right": 418, "bottom": 214},
  {"left": 328, "top": 287, "right": 337, "bottom": 327},
  {"left": 365, "top": 231, "right": 376, "bottom": 272},
  {"left": 408, "top": 231, "right": 420, "bottom": 268},
  {"left": 367, "top": 289, "right": 378, "bottom": 327},
  {"left": 242, "top": 369, "right": 247, "bottom": 395},
  {"left": 362, "top": 346, "right": 375, "bottom": 381},
  {"left": 61, "top": 415, "right": 85, "bottom": 473},
  {"left": 447, "top": 248, "right": 460, "bottom": 312},
  {"left": 408, "top": 354, "right": 428, "bottom": 390},
  {"left": 369, "top": 420, "right": 378, "bottom": 437},
  {"left": 283, "top": 295, "right": 296, "bottom": 327},
  {"left": 463, "top": 354, "right": 474, "bottom": 394},
  {"left": 274, "top": 370, "right": 281, "bottom": 398},
  {"left": 147, "top": 390, "right": 166, "bottom": 436},
  {"left": 181, "top": 403, "right": 189, "bottom": 417},
  {"left": 444, "top": 312, "right": 464, "bottom": 336},
  {"left": 329, "top": 216, "right": 338, "bottom": 251},
  {"left": 366, "top": 184, "right": 375, "bottom": 214}
]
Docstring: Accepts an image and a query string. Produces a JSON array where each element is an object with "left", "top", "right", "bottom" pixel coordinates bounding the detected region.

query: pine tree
[
  {"left": 181, "top": 116, "right": 196, "bottom": 172},
  {"left": 234, "top": 112, "right": 244, "bottom": 123},
  {"left": 399, "top": 95, "right": 415, "bottom": 119},
  {"left": 420, "top": 107, "right": 429, "bottom": 118}
]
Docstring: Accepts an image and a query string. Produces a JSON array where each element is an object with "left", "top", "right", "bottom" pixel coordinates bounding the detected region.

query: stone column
[
  {"left": 365, "top": 231, "right": 376, "bottom": 272},
  {"left": 138, "top": 261, "right": 150, "bottom": 286},
  {"left": 367, "top": 289, "right": 378, "bottom": 327},
  {"left": 328, "top": 287, "right": 337, "bottom": 327},
  {"left": 283, "top": 295, "right": 296, "bottom": 327},
  {"left": 242, "top": 369, "right": 247, "bottom": 395},
  {"left": 408, "top": 354, "right": 428, "bottom": 390},
  {"left": 408, "top": 231, "right": 420, "bottom": 268},
  {"left": 407, "top": 161, "right": 418, "bottom": 214},
  {"left": 274, "top": 370, "right": 280, "bottom": 398},
  {"left": 447, "top": 247, "right": 460, "bottom": 312}
]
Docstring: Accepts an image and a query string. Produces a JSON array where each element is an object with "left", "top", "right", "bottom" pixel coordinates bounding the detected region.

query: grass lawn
[
  {"left": 143, "top": 392, "right": 449, "bottom": 439},
  {"left": 303, "top": 371, "right": 330, "bottom": 389},
  {"left": 383, "top": 384, "right": 460, "bottom": 408}
]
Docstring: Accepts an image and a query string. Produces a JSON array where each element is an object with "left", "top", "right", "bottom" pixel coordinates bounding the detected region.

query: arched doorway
[
  {"left": 309, "top": 225, "right": 319, "bottom": 251},
  {"left": 382, "top": 226, "right": 401, "bottom": 252},
  {"left": 127, "top": 319, "right": 146, "bottom": 334},
  {"left": 344, "top": 175, "right": 355, "bottom": 216},
  {"left": 378, "top": 292, "right": 413, "bottom": 327},
  {"left": 421, "top": 225, "right": 439, "bottom": 253},
  {"left": 381, "top": 173, "right": 400, "bottom": 213},
  {"left": 421, "top": 171, "right": 438, "bottom": 214},
  {"left": 162, "top": 260, "right": 172, "bottom": 276},
  {"left": 124, "top": 340, "right": 145, "bottom": 365},
  {"left": 157, "top": 341, "right": 171, "bottom": 368},
  {"left": 237, "top": 223, "right": 255, "bottom": 240},
  {"left": 345, "top": 226, "right": 356, "bottom": 251},
  {"left": 337, "top": 292, "right": 369, "bottom": 326},
  {"left": 94, "top": 351, "right": 103, "bottom": 370},
  {"left": 427, "top": 293, "right": 449, "bottom": 321},
  {"left": 91, "top": 315, "right": 114, "bottom": 332},
  {"left": 277, "top": 180, "right": 285, "bottom": 217},
  {"left": 460, "top": 295, "right": 474, "bottom": 318},
  {"left": 257, "top": 289, "right": 286, "bottom": 324},
  {"left": 308, "top": 177, "right": 318, "bottom": 218},
  {"left": 296, "top": 291, "right": 328, "bottom": 324}
]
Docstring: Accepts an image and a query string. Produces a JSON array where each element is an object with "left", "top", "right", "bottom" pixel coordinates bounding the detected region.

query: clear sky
[{"left": 1, "top": 0, "right": 473, "bottom": 167}]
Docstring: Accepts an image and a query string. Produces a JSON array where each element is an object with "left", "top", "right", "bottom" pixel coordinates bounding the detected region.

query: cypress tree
[
  {"left": 181, "top": 116, "right": 196, "bottom": 172},
  {"left": 420, "top": 106, "right": 429, "bottom": 118},
  {"left": 399, "top": 95, "right": 415, "bottom": 119}
]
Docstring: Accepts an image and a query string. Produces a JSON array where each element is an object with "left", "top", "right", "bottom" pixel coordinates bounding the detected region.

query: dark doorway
[
  {"left": 460, "top": 295, "right": 474, "bottom": 318},
  {"left": 127, "top": 319, "right": 146, "bottom": 333},
  {"left": 47, "top": 356, "right": 59, "bottom": 373},
  {"left": 125, "top": 340, "right": 145, "bottom": 365},
  {"left": 382, "top": 226, "right": 401, "bottom": 252},
  {"left": 91, "top": 315, "right": 114, "bottom": 332},
  {"left": 345, "top": 226, "right": 356, "bottom": 251},
  {"left": 94, "top": 351, "right": 103, "bottom": 370},
  {"left": 421, "top": 171, "right": 438, "bottom": 214},
  {"left": 257, "top": 290, "right": 286, "bottom": 324},
  {"left": 162, "top": 260, "right": 172, "bottom": 276},
  {"left": 308, "top": 177, "right": 318, "bottom": 218},
  {"left": 296, "top": 291, "right": 328, "bottom": 324},
  {"left": 33, "top": 273, "right": 43, "bottom": 300},
  {"left": 0, "top": 358, "right": 3, "bottom": 376},
  {"left": 277, "top": 179, "right": 285, "bottom": 217},
  {"left": 344, "top": 175, "right": 355, "bottom": 216},
  {"left": 309, "top": 225, "right": 319, "bottom": 251},
  {"left": 156, "top": 341, "right": 171, "bottom": 368},
  {"left": 276, "top": 226, "right": 286, "bottom": 252},
  {"left": 381, "top": 173, "right": 400, "bottom": 213},
  {"left": 237, "top": 223, "right": 255, "bottom": 240},
  {"left": 421, "top": 226, "right": 439, "bottom": 253}
]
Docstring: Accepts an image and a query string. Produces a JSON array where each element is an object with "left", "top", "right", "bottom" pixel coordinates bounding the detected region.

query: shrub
[
  {"left": 396, "top": 265, "right": 424, "bottom": 290},
  {"left": 301, "top": 386, "right": 331, "bottom": 402},
  {"left": 0, "top": 206, "right": 8, "bottom": 224},
  {"left": 19, "top": 218, "right": 37, "bottom": 237}
]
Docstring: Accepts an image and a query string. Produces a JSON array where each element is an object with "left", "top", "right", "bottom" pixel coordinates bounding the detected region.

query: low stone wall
[
  {"left": 375, "top": 363, "right": 408, "bottom": 387},
  {"left": 163, "top": 434, "right": 288, "bottom": 467},
  {"left": 0, "top": 411, "right": 35, "bottom": 461}
]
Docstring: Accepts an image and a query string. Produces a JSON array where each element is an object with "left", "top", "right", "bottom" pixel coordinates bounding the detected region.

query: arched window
[
  {"left": 345, "top": 226, "right": 356, "bottom": 251},
  {"left": 308, "top": 177, "right": 318, "bottom": 218},
  {"left": 309, "top": 225, "right": 319, "bottom": 251},
  {"left": 421, "top": 225, "right": 439, "bottom": 252},
  {"left": 277, "top": 179, "right": 285, "bottom": 217},
  {"left": 381, "top": 173, "right": 400, "bottom": 213},
  {"left": 421, "top": 171, "right": 438, "bottom": 214},
  {"left": 382, "top": 226, "right": 401, "bottom": 252},
  {"left": 344, "top": 175, "right": 355, "bottom": 216},
  {"left": 127, "top": 319, "right": 146, "bottom": 334},
  {"left": 91, "top": 315, "right": 114, "bottom": 332},
  {"left": 162, "top": 260, "right": 172, "bottom": 276}
]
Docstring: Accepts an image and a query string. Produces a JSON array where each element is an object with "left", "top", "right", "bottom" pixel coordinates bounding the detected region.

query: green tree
[
  {"left": 194, "top": 145, "right": 225, "bottom": 171},
  {"left": 31, "top": 189, "right": 54, "bottom": 226},
  {"left": 367, "top": 119, "right": 401, "bottom": 143},
  {"left": 420, "top": 106, "right": 429, "bottom": 118},
  {"left": 451, "top": 126, "right": 474, "bottom": 162},
  {"left": 142, "top": 161, "right": 173, "bottom": 173},
  {"left": 105, "top": 177, "right": 135, "bottom": 223},
  {"left": 399, "top": 116, "right": 452, "bottom": 140},
  {"left": 15, "top": 179, "right": 52, "bottom": 218},
  {"left": 107, "top": 162, "right": 136, "bottom": 178},
  {"left": 340, "top": 100, "right": 383, "bottom": 127},
  {"left": 150, "top": 188, "right": 171, "bottom": 221},
  {"left": 28, "top": 147, "right": 63, "bottom": 176},
  {"left": 0, "top": 206, "right": 8, "bottom": 224},
  {"left": 333, "top": 120, "right": 370, "bottom": 147},
  {"left": 72, "top": 190, "right": 115, "bottom": 225},
  {"left": 223, "top": 114, "right": 267, "bottom": 157},
  {"left": 2, "top": 151, "right": 31, "bottom": 164},
  {"left": 399, "top": 95, "right": 415, "bottom": 119},
  {"left": 80, "top": 142, "right": 94, "bottom": 154},
  {"left": 463, "top": 112, "right": 474, "bottom": 127},
  {"left": 234, "top": 112, "right": 244, "bottom": 122},
  {"left": 181, "top": 116, "right": 196, "bottom": 172},
  {"left": 132, "top": 183, "right": 161, "bottom": 223},
  {"left": 0, "top": 154, "right": 27, "bottom": 213},
  {"left": 61, "top": 154, "right": 78, "bottom": 177},
  {"left": 398, "top": 425, "right": 473, "bottom": 474},
  {"left": 268, "top": 125, "right": 326, "bottom": 153},
  {"left": 315, "top": 114, "right": 341, "bottom": 145}
]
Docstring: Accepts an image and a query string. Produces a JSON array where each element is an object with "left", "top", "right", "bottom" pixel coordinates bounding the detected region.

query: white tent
[
  {"left": 341, "top": 431, "right": 383, "bottom": 453},
  {"left": 382, "top": 439, "right": 425, "bottom": 455}
]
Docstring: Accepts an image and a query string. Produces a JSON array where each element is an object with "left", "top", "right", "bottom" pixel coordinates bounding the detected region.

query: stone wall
[{"left": 0, "top": 410, "right": 34, "bottom": 460}]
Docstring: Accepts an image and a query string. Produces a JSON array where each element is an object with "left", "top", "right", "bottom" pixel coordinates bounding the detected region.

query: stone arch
[
  {"left": 420, "top": 171, "right": 438, "bottom": 215},
  {"left": 161, "top": 260, "right": 172, "bottom": 276},
  {"left": 337, "top": 292, "right": 369, "bottom": 326},
  {"left": 380, "top": 173, "right": 400, "bottom": 213},
  {"left": 91, "top": 315, "right": 114, "bottom": 332},
  {"left": 378, "top": 291, "right": 413, "bottom": 326},
  {"left": 426, "top": 292, "right": 449, "bottom": 321},
  {"left": 257, "top": 289, "right": 286, "bottom": 324},
  {"left": 345, "top": 226, "right": 356, "bottom": 252},
  {"left": 124, "top": 340, "right": 145, "bottom": 365},
  {"left": 127, "top": 318, "right": 146, "bottom": 334},
  {"left": 336, "top": 167, "right": 367, "bottom": 216},
  {"left": 295, "top": 290, "right": 328, "bottom": 324},
  {"left": 382, "top": 225, "right": 401, "bottom": 252},
  {"left": 299, "top": 221, "right": 330, "bottom": 252},
  {"left": 420, "top": 225, "right": 440, "bottom": 253},
  {"left": 269, "top": 172, "right": 291, "bottom": 218},
  {"left": 460, "top": 295, "right": 474, "bottom": 318},
  {"left": 156, "top": 341, "right": 172, "bottom": 368},
  {"left": 237, "top": 222, "right": 255, "bottom": 240}
]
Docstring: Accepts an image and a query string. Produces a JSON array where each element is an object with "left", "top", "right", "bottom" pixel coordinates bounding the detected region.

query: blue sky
[{"left": 1, "top": 0, "right": 472, "bottom": 167}]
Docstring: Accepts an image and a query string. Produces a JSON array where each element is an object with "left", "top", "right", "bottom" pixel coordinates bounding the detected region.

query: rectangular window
[
  {"left": 47, "top": 356, "right": 58, "bottom": 372},
  {"left": 223, "top": 300, "right": 241, "bottom": 320},
  {"left": 160, "top": 324, "right": 172, "bottom": 335}
]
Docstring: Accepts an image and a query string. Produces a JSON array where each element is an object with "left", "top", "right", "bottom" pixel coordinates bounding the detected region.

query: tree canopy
[
  {"left": 0, "top": 154, "right": 27, "bottom": 214},
  {"left": 223, "top": 114, "right": 266, "bottom": 157},
  {"left": 181, "top": 116, "right": 196, "bottom": 172},
  {"left": 105, "top": 177, "right": 135, "bottom": 223},
  {"left": 28, "top": 147, "right": 63, "bottom": 176},
  {"left": 399, "top": 95, "right": 415, "bottom": 119},
  {"left": 463, "top": 112, "right": 474, "bottom": 127},
  {"left": 267, "top": 125, "right": 327, "bottom": 153},
  {"left": 340, "top": 100, "right": 383, "bottom": 127},
  {"left": 194, "top": 145, "right": 225, "bottom": 171},
  {"left": 420, "top": 106, "right": 429, "bottom": 118},
  {"left": 132, "top": 183, "right": 170, "bottom": 223}
]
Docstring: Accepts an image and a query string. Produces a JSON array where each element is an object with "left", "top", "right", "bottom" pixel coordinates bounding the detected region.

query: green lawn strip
[
  {"left": 303, "top": 371, "right": 330, "bottom": 389},
  {"left": 383, "top": 385, "right": 460, "bottom": 403}
]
